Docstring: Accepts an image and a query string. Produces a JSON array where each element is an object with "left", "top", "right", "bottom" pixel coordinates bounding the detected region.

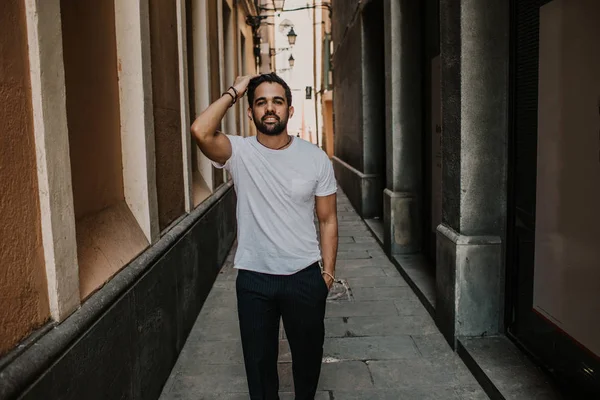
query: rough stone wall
[
  {"left": 332, "top": 0, "right": 387, "bottom": 172},
  {"left": 332, "top": 0, "right": 361, "bottom": 49},
  {"left": 332, "top": 0, "right": 387, "bottom": 218},
  {"left": 332, "top": 18, "right": 364, "bottom": 171}
]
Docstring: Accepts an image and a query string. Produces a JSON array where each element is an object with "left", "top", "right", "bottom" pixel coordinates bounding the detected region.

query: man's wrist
[
  {"left": 222, "top": 90, "right": 236, "bottom": 107},
  {"left": 228, "top": 85, "right": 240, "bottom": 99},
  {"left": 321, "top": 270, "right": 335, "bottom": 281}
]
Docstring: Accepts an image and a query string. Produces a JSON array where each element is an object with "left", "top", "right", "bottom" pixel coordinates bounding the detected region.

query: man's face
[{"left": 248, "top": 82, "right": 294, "bottom": 136}]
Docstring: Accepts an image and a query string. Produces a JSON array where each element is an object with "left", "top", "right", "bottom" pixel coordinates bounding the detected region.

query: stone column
[
  {"left": 436, "top": 0, "right": 509, "bottom": 346},
  {"left": 382, "top": 0, "right": 423, "bottom": 255}
]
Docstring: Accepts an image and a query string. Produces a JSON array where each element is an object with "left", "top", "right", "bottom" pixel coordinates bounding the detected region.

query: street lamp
[
  {"left": 288, "top": 54, "right": 295, "bottom": 68},
  {"left": 287, "top": 27, "right": 297, "bottom": 46}
]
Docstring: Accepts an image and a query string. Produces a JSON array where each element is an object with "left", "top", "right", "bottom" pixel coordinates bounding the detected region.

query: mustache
[{"left": 261, "top": 113, "right": 280, "bottom": 122}]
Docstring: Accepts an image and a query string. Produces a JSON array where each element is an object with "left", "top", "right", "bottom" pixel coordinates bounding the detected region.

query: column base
[
  {"left": 383, "top": 189, "right": 421, "bottom": 255},
  {"left": 435, "top": 224, "right": 504, "bottom": 348},
  {"left": 332, "top": 156, "right": 383, "bottom": 218}
]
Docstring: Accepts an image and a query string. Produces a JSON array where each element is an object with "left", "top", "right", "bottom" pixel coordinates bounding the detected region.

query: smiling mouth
[{"left": 262, "top": 116, "right": 279, "bottom": 122}]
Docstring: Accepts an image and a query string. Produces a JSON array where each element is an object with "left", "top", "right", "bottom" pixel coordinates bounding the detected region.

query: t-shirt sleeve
[
  {"left": 315, "top": 152, "right": 337, "bottom": 197},
  {"left": 211, "top": 134, "right": 243, "bottom": 171}
]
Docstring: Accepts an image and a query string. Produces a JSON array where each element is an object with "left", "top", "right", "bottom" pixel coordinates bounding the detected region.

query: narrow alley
[
  {"left": 159, "top": 190, "right": 488, "bottom": 400},
  {"left": 2, "top": 0, "right": 598, "bottom": 398}
]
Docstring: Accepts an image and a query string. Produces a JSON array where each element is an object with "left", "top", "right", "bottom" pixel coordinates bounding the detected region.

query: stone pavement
[{"left": 159, "top": 191, "right": 489, "bottom": 400}]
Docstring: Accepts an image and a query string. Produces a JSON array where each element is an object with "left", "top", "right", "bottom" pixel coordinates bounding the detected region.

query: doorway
[{"left": 507, "top": 0, "right": 600, "bottom": 395}]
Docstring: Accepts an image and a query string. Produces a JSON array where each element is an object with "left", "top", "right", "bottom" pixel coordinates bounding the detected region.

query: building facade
[
  {"left": 0, "top": 0, "right": 273, "bottom": 398},
  {"left": 320, "top": 3, "right": 334, "bottom": 158},
  {"left": 332, "top": 0, "right": 599, "bottom": 397}
]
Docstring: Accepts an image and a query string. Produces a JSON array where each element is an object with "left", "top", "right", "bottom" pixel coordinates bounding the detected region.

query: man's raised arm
[{"left": 191, "top": 74, "right": 258, "bottom": 165}]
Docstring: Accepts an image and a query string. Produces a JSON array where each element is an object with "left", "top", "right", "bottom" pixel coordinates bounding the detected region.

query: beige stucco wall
[
  {"left": 61, "top": 0, "right": 148, "bottom": 299},
  {"left": 149, "top": 0, "right": 186, "bottom": 230},
  {"left": 191, "top": 0, "right": 216, "bottom": 205},
  {"left": 61, "top": 0, "right": 124, "bottom": 219},
  {"left": 0, "top": 0, "right": 50, "bottom": 356}
]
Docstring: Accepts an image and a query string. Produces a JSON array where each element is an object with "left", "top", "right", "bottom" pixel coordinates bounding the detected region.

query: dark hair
[{"left": 247, "top": 73, "right": 292, "bottom": 107}]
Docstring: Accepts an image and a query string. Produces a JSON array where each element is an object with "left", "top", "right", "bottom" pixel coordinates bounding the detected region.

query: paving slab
[
  {"left": 159, "top": 189, "right": 487, "bottom": 400},
  {"left": 323, "top": 336, "right": 420, "bottom": 360},
  {"left": 325, "top": 300, "right": 400, "bottom": 318},
  {"left": 325, "top": 315, "right": 438, "bottom": 338},
  {"left": 337, "top": 258, "right": 392, "bottom": 268},
  {"left": 350, "top": 286, "right": 418, "bottom": 301},
  {"left": 352, "top": 236, "right": 379, "bottom": 244},
  {"left": 338, "top": 242, "right": 383, "bottom": 252},
  {"left": 337, "top": 251, "right": 372, "bottom": 260},
  {"left": 333, "top": 266, "right": 387, "bottom": 278},
  {"left": 346, "top": 275, "right": 409, "bottom": 288},
  {"left": 317, "top": 361, "right": 374, "bottom": 391}
]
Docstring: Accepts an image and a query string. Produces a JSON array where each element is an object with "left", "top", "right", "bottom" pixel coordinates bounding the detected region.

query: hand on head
[{"left": 231, "top": 74, "right": 261, "bottom": 100}]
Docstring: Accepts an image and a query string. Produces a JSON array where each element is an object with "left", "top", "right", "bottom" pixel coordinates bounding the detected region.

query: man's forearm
[
  {"left": 191, "top": 93, "right": 233, "bottom": 142},
  {"left": 319, "top": 219, "right": 338, "bottom": 275}
]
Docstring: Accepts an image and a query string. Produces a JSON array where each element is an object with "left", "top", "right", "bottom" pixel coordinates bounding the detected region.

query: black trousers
[{"left": 236, "top": 262, "right": 328, "bottom": 400}]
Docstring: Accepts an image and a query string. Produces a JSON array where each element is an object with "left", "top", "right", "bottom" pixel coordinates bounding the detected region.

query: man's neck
[{"left": 256, "top": 131, "right": 291, "bottom": 150}]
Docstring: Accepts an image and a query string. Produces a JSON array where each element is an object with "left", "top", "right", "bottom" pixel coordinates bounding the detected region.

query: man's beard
[{"left": 252, "top": 111, "right": 288, "bottom": 136}]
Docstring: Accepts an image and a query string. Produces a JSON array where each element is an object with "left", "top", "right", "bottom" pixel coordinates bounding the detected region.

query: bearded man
[{"left": 191, "top": 73, "right": 338, "bottom": 400}]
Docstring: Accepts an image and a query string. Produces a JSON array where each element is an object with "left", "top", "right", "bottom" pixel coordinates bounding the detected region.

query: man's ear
[
  {"left": 247, "top": 108, "right": 253, "bottom": 120},
  {"left": 288, "top": 106, "right": 294, "bottom": 119}
]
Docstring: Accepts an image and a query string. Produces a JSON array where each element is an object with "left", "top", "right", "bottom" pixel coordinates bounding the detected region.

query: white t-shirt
[{"left": 213, "top": 135, "right": 337, "bottom": 275}]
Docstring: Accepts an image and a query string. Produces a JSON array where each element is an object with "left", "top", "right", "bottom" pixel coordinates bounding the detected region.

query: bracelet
[
  {"left": 222, "top": 91, "right": 236, "bottom": 107},
  {"left": 228, "top": 85, "right": 239, "bottom": 99},
  {"left": 321, "top": 270, "right": 335, "bottom": 281}
]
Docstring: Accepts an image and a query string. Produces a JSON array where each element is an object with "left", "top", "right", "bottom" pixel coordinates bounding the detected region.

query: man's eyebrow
[{"left": 254, "top": 96, "right": 286, "bottom": 103}]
